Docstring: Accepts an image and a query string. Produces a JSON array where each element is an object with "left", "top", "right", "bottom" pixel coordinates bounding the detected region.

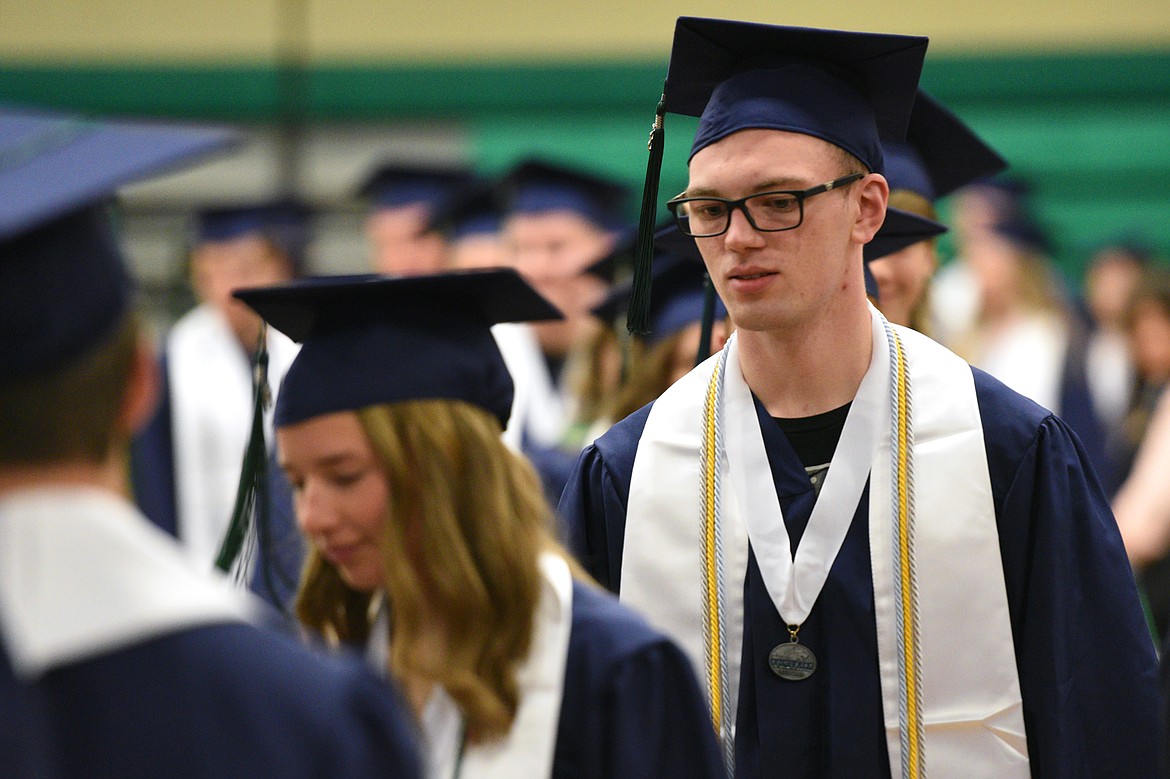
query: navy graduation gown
[
  {"left": 553, "top": 580, "right": 726, "bottom": 778},
  {"left": 36, "top": 622, "right": 421, "bottom": 778},
  {"left": 130, "top": 350, "right": 179, "bottom": 537},
  {"left": 1, "top": 641, "right": 59, "bottom": 779},
  {"left": 558, "top": 367, "right": 1160, "bottom": 777}
]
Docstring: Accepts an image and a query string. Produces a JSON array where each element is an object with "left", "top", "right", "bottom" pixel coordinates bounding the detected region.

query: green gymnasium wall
[{"left": 2, "top": 50, "right": 1169, "bottom": 276}]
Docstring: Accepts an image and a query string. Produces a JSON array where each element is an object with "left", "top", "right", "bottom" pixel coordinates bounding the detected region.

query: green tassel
[
  {"left": 693, "top": 272, "right": 717, "bottom": 367},
  {"left": 626, "top": 81, "right": 666, "bottom": 336},
  {"left": 215, "top": 325, "right": 272, "bottom": 575}
]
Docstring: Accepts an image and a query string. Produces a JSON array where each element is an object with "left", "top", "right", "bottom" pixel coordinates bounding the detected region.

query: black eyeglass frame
[{"left": 666, "top": 173, "right": 866, "bottom": 238}]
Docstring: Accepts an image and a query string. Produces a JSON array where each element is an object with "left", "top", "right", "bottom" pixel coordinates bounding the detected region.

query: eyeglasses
[{"left": 666, "top": 173, "right": 865, "bottom": 238}]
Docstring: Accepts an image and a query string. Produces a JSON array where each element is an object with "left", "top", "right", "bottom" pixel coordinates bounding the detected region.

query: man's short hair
[{"left": 0, "top": 314, "right": 138, "bottom": 466}]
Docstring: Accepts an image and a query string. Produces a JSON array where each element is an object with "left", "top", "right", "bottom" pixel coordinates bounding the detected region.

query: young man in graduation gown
[
  {"left": 557, "top": 18, "right": 1159, "bottom": 777},
  {"left": 133, "top": 200, "right": 307, "bottom": 555},
  {"left": 0, "top": 107, "right": 421, "bottom": 778}
]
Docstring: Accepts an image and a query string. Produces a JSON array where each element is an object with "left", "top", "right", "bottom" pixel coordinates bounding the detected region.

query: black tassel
[
  {"left": 693, "top": 271, "right": 717, "bottom": 367},
  {"left": 215, "top": 324, "right": 272, "bottom": 576},
  {"left": 626, "top": 81, "right": 667, "bottom": 336}
]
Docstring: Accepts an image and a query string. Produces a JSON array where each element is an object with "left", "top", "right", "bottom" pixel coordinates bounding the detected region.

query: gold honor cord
[
  {"left": 702, "top": 359, "right": 723, "bottom": 722},
  {"left": 700, "top": 352, "right": 735, "bottom": 775},
  {"left": 889, "top": 327, "right": 924, "bottom": 778}
]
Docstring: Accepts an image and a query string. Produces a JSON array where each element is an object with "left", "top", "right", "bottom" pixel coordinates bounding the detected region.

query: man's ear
[
  {"left": 117, "top": 338, "right": 161, "bottom": 437},
  {"left": 852, "top": 173, "right": 890, "bottom": 245}
]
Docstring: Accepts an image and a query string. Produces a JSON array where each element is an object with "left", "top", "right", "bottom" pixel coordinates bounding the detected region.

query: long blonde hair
[{"left": 296, "top": 398, "right": 566, "bottom": 742}]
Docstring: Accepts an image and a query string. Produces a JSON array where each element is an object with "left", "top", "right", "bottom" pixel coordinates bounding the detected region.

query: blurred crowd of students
[{"left": 126, "top": 128, "right": 1170, "bottom": 645}]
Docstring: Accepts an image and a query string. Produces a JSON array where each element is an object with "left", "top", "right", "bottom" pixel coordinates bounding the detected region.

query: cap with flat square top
[
  {"left": 358, "top": 162, "right": 470, "bottom": 212},
  {"left": 864, "top": 206, "right": 948, "bottom": 265},
  {"left": 625, "top": 17, "right": 929, "bottom": 334},
  {"left": 0, "top": 106, "right": 239, "bottom": 381},
  {"left": 500, "top": 158, "right": 631, "bottom": 231},
  {"left": 883, "top": 91, "right": 1007, "bottom": 201},
  {"left": 196, "top": 197, "right": 313, "bottom": 272},
  {"left": 233, "top": 268, "right": 562, "bottom": 429},
  {"left": 667, "top": 17, "right": 929, "bottom": 172},
  {"left": 0, "top": 107, "right": 238, "bottom": 241}
]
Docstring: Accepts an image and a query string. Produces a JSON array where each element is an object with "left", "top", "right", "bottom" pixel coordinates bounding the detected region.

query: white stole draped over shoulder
[
  {"left": 167, "top": 304, "right": 299, "bottom": 568},
  {"left": 492, "top": 323, "right": 568, "bottom": 452},
  {"left": 371, "top": 553, "right": 574, "bottom": 779},
  {"left": 621, "top": 307, "right": 1029, "bottom": 777}
]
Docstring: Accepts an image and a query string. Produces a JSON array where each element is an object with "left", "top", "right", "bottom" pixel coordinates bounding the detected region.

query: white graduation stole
[
  {"left": 622, "top": 307, "right": 1029, "bottom": 777},
  {"left": 409, "top": 553, "right": 574, "bottom": 779}
]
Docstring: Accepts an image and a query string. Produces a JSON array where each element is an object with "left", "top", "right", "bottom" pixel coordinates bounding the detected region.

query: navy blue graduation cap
[
  {"left": 425, "top": 177, "right": 502, "bottom": 241},
  {"left": 864, "top": 206, "right": 948, "bottom": 265},
  {"left": 991, "top": 216, "right": 1053, "bottom": 257},
  {"left": 499, "top": 158, "right": 631, "bottom": 231},
  {"left": 593, "top": 225, "right": 726, "bottom": 348},
  {"left": 233, "top": 268, "right": 562, "bottom": 429},
  {"left": 627, "top": 17, "right": 929, "bottom": 334},
  {"left": 358, "top": 162, "right": 470, "bottom": 212},
  {"left": 883, "top": 91, "right": 1007, "bottom": 201},
  {"left": 862, "top": 206, "right": 949, "bottom": 301},
  {"left": 666, "top": 17, "right": 928, "bottom": 171},
  {"left": 0, "top": 106, "right": 237, "bottom": 381},
  {"left": 196, "top": 198, "right": 313, "bottom": 271}
]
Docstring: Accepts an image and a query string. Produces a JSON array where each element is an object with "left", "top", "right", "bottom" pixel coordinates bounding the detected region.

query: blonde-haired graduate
[{"left": 236, "top": 268, "right": 725, "bottom": 779}]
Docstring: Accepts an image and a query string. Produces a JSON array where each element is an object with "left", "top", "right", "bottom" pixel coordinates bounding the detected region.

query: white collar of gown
[{"left": 0, "top": 486, "right": 252, "bottom": 679}]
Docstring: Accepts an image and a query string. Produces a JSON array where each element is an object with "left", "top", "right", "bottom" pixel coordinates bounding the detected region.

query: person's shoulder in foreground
[{"left": 39, "top": 620, "right": 422, "bottom": 778}]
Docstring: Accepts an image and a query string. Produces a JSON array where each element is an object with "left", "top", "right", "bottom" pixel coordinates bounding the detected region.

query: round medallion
[{"left": 769, "top": 642, "right": 817, "bottom": 681}]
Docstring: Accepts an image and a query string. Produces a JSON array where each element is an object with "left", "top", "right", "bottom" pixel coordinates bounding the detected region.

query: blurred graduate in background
[
  {"left": 868, "top": 90, "right": 1006, "bottom": 334},
  {"left": 132, "top": 199, "right": 308, "bottom": 610},
  {"left": 358, "top": 162, "right": 469, "bottom": 275},
  {"left": 492, "top": 158, "right": 630, "bottom": 501},
  {"left": 425, "top": 175, "right": 510, "bottom": 271},
  {"left": 585, "top": 225, "right": 730, "bottom": 441}
]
